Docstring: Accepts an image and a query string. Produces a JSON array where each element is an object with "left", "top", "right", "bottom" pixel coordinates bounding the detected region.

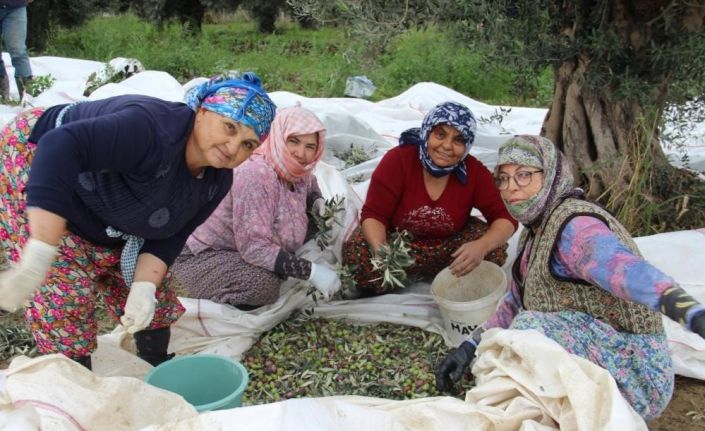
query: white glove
[
  {"left": 311, "top": 198, "right": 327, "bottom": 217},
  {"left": 121, "top": 281, "right": 157, "bottom": 334},
  {"left": 0, "top": 238, "right": 58, "bottom": 312},
  {"left": 308, "top": 263, "right": 341, "bottom": 301}
]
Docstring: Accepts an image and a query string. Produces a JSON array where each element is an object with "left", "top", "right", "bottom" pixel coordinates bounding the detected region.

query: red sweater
[{"left": 361, "top": 145, "right": 517, "bottom": 239}]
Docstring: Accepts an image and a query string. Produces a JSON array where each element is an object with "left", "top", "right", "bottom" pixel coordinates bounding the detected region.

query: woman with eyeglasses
[
  {"left": 435, "top": 135, "right": 705, "bottom": 420},
  {"left": 341, "top": 101, "right": 517, "bottom": 295}
]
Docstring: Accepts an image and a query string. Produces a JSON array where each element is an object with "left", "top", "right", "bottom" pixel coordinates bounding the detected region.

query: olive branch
[
  {"left": 370, "top": 230, "right": 415, "bottom": 292},
  {"left": 309, "top": 195, "right": 345, "bottom": 250}
]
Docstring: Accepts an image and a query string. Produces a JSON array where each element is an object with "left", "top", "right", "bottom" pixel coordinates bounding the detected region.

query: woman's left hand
[{"left": 449, "top": 241, "right": 486, "bottom": 277}]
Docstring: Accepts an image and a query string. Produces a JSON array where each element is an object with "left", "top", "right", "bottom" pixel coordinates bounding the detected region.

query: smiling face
[
  {"left": 285, "top": 132, "right": 319, "bottom": 166},
  {"left": 187, "top": 108, "right": 260, "bottom": 172},
  {"left": 497, "top": 163, "right": 545, "bottom": 205},
  {"left": 426, "top": 124, "right": 466, "bottom": 167}
]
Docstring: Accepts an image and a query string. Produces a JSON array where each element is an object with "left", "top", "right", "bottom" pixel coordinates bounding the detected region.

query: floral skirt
[
  {"left": 341, "top": 217, "right": 508, "bottom": 294},
  {"left": 0, "top": 108, "right": 184, "bottom": 359},
  {"left": 510, "top": 310, "right": 674, "bottom": 421}
]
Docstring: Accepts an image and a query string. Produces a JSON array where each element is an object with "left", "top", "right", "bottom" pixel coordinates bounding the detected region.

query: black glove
[
  {"left": 692, "top": 310, "right": 705, "bottom": 339},
  {"left": 435, "top": 341, "right": 476, "bottom": 393},
  {"left": 660, "top": 287, "right": 705, "bottom": 338}
]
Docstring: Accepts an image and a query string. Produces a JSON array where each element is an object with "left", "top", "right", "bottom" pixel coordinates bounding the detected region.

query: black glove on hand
[
  {"left": 660, "top": 286, "right": 705, "bottom": 339},
  {"left": 435, "top": 341, "right": 476, "bottom": 393},
  {"left": 692, "top": 310, "right": 705, "bottom": 339}
]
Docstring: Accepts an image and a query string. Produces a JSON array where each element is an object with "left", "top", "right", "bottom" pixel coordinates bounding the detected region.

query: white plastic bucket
[{"left": 431, "top": 261, "right": 507, "bottom": 346}]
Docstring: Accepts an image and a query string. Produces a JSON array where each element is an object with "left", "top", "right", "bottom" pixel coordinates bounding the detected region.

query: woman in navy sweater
[{"left": 0, "top": 73, "right": 276, "bottom": 369}]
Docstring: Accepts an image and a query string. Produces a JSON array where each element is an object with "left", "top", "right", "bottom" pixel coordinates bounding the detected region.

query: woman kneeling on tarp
[
  {"left": 0, "top": 73, "right": 276, "bottom": 369},
  {"left": 173, "top": 106, "right": 341, "bottom": 309},
  {"left": 342, "top": 101, "right": 517, "bottom": 295},
  {"left": 435, "top": 135, "right": 705, "bottom": 420}
]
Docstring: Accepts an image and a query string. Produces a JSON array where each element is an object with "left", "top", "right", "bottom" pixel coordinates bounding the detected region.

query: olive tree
[
  {"left": 457, "top": 1, "right": 705, "bottom": 232},
  {"left": 288, "top": 0, "right": 445, "bottom": 54},
  {"left": 27, "top": 0, "right": 108, "bottom": 51},
  {"left": 292, "top": 0, "right": 705, "bottom": 232}
]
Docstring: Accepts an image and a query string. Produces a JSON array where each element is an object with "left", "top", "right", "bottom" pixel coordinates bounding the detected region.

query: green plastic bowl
[{"left": 144, "top": 354, "right": 249, "bottom": 412}]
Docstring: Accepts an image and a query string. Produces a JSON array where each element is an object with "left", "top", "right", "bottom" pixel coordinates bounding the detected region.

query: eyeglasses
[{"left": 494, "top": 170, "right": 543, "bottom": 190}]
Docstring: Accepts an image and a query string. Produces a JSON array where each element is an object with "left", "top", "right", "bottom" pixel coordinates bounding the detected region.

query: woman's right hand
[{"left": 0, "top": 239, "right": 58, "bottom": 312}]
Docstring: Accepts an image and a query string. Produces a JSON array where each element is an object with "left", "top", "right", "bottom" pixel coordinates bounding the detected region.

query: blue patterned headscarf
[
  {"left": 184, "top": 72, "right": 277, "bottom": 141},
  {"left": 399, "top": 101, "right": 477, "bottom": 184}
]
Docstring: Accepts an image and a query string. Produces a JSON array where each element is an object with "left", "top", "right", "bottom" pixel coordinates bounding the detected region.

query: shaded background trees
[
  {"left": 26, "top": 0, "right": 316, "bottom": 51},
  {"left": 23, "top": 0, "right": 705, "bottom": 234},
  {"left": 288, "top": 0, "right": 446, "bottom": 56},
  {"left": 290, "top": 0, "right": 705, "bottom": 234},
  {"left": 27, "top": 0, "right": 107, "bottom": 51},
  {"left": 452, "top": 0, "right": 705, "bottom": 233}
]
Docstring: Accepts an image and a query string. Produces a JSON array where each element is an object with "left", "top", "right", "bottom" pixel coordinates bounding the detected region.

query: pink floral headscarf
[{"left": 256, "top": 106, "right": 326, "bottom": 184}]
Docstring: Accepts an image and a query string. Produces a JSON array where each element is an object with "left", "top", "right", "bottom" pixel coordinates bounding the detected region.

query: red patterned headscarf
[{"left": 256, "top": 106, "right": 326, "bottom": 184}]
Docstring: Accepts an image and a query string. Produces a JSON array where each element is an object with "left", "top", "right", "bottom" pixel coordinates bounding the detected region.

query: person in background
[
  {"left": 173, "top": 105, "right": 341, "bottom": 309},
  {"left": 0, "top": 0, "right": 33, "bottom": 101},
  {"left": 435, "top": 134, "right": 705, "bottom": 420},
  {"left": 0, "top": 73, "right": 276, "bottom": 369},
  {"left": 342, "top": 101, "right": 517, "bottom": 295}
]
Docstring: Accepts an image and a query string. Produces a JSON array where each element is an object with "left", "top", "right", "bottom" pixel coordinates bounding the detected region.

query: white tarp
[
  {"left": 1, "top": 329, "right": 647, "bottom": 431},
  {"left": 0, "top": 55, "right": 703, "bottom": 429}
]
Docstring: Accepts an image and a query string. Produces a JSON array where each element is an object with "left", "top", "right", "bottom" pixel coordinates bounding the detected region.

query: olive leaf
[
  {"left": 26, "top": 74, "right": 56, "bottom": 97},
  {"left": 306, "top": 262, "right": 359, "bottom": 306},
  {"left": 334, "top": 143, "right": 376, "bottom": 168},
  {"left": 309, "top": 195, "right": 345, "bottom": 250},
  {"left": 332, "top": 263, "right": 359, "bottom": 299},
  {"left": 241, "top": 312, "right": 471, "bottom": 404},
  {"left": 370, "top": 229, "right": 415, "bottom": 292},
  {"left": 0, "top": 315, "right": 37, "bottom": 362},
  {"left": 83, "top": 63, "right": 135, "bottom": 97}
]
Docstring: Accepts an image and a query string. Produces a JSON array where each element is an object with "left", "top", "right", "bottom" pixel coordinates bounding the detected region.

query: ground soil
[{"left": 649, "top": 376, "right": 705, "bottom": 430}]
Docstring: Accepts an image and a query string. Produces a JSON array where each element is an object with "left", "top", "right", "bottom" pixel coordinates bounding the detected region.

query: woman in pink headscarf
[{"left": 172, "top": 106, "right": 341, "bottom": 309}]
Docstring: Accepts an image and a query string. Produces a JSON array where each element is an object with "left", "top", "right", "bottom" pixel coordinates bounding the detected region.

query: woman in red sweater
[{"left": 342, "top": 101, "right": 517, "bottom": 294}]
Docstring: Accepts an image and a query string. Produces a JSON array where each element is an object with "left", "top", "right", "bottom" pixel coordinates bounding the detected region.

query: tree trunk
[{"left": 540, "top": 3, "right": 677, "bottom": 209}]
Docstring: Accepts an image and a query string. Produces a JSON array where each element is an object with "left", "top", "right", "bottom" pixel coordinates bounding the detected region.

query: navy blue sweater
[{"left": 27, "top": 95, "right": 233, "bottom": 266}]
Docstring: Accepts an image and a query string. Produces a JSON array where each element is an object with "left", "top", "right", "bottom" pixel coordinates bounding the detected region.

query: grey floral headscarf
[{"left": 496, "top": 135, "right": 578, "bottom": 226}]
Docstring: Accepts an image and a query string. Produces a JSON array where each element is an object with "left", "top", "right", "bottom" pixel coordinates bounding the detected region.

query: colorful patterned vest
[{"left": 514, "top": 198, "right": 663, "bottom": 334}]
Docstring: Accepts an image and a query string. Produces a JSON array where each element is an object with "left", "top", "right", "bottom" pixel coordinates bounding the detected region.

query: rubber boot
[
  {"left": 0, "top": 74, "right": 9, "bottom": 102},
  {"left": 15, "top": 75, "right": 32, "bottom": 101},
  {"left": 134, "top": 326, "right": 175, "bottom": 367},
  {"left": 75, "top": 355, "right": 92, "bottom": 370}
]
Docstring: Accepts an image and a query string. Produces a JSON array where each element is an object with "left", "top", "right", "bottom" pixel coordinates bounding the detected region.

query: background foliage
[
  {"left": 6, "top": 8, "right": 705, "bottom": 427},
  {"left": 39, "top": 12, "right": 551, "bottom": 105},
  {"left": 33, "top": 3, "right": 705, "bottom": 236}
]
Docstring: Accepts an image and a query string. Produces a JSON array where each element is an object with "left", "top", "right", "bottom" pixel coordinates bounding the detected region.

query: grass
[
  {"left": 40, "top": 13, "right": 552, "bottom": 106},
  {"left": 602, "top": 116, "right": 705, "bottom": 236}
]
